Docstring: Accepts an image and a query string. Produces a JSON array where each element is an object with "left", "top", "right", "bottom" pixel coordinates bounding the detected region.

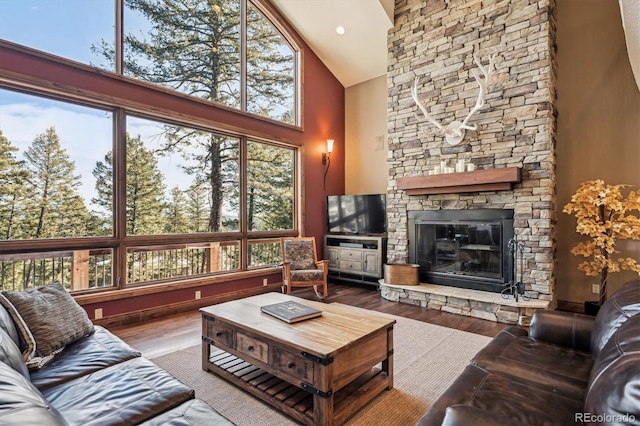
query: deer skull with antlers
[{"left": 412, "top": 53, "right": 496, "bottom": 145}]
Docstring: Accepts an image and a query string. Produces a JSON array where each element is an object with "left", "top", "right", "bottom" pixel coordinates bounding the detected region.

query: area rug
[{"left": 151, "top": 314, "right": 491, "bottom": 426}]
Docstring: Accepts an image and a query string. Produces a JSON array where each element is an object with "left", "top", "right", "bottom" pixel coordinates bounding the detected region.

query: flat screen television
[{"left": 326, "top": 194, "right": 386, "bottom": 234}]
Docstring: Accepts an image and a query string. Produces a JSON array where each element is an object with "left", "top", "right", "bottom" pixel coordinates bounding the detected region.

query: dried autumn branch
[{"left": 563, "top": 180, "right": 640, "bottom": 304}]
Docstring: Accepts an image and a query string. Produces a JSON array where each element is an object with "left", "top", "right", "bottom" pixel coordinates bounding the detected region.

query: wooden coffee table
[{"left": 201, "top": 293, "right": 395, "bottom": 426}]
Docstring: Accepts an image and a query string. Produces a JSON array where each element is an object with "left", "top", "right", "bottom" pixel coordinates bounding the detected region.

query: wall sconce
[
  {"left": 322, "top": 139, "right": 334, "bottom": 165},
  {"left": 323, "top": 139, "right": 334, "bottom": 190}
]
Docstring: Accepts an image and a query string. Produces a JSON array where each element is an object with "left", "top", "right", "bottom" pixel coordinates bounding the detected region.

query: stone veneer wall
[{"left": 387, "top": 0, "right": 558, "bottom": 305}]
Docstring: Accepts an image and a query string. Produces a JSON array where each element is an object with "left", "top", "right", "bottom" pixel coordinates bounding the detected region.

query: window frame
[{"left": 0, "top": 46, "right": 302, "bottom": 295}]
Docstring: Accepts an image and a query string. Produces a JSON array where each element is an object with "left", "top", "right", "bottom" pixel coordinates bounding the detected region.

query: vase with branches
[{"left": 563, "top": 180, "right": 640, "bottom": 306}]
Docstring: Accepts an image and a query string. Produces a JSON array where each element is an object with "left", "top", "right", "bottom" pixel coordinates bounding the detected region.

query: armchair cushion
[
  {"left": 290, "top": 269, "right": 324, "bottom": 282},
  {"left": 282, "top": 240, "right": 316, "bottom": 270}
]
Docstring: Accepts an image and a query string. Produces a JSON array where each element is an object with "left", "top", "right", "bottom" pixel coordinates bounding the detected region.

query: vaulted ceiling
[
  {"left": 272, "top": 0, "right": 639, "bottom": 92},
  {"left": 271, "top": 0, "right": 394, "bottom": 88}
]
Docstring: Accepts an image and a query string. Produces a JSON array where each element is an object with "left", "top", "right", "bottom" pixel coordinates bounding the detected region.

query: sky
[{"left": 0, "top": 0, "right": 192, "bottom": 207}]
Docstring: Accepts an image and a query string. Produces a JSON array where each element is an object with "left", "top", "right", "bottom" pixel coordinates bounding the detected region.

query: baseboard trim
[{"left": 94, "top": 283, "right": 283, "bottom": 328}]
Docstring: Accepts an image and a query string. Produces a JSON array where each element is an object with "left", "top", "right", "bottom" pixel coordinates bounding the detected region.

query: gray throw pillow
[{"left": 1, "top": 282, "right": 94, "bottom": 367}]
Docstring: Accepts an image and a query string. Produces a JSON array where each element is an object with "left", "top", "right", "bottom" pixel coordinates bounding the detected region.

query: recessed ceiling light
[{"left": 336, "top": 26, "right": 345, "bottom": 35}]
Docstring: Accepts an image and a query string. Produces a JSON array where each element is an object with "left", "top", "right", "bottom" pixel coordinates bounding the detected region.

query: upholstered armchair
[{"left": 280, "top": 237, "right": 328, "bottom": 300}]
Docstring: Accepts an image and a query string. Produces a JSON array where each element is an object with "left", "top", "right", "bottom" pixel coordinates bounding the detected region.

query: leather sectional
[
  {"left": 0, "top": 303, "right": 233, "bottom": 425},
  {"left": 417, "top": 279, "right": 640, "bottom": 425}
]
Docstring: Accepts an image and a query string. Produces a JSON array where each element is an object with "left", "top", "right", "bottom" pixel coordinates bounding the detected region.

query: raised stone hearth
[{"left": 379, "top": 281, "right": 549, "bottom": 326}]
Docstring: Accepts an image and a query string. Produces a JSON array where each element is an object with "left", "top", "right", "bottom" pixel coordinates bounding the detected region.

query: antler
[
  {"left": 411, "top": 76, "right": 446, "bottom": 134},
  {"left": 411, "top": 52, "right": 497, "bottom": 145},
  {"left": 459, "top": 53, "right": 495, "bottom": 131}
]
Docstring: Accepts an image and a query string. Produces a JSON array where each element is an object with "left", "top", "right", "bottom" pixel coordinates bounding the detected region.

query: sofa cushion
[
  {"left": 0, "top": 361, "right": 68, "bottom": 426},
  {"left": 585, "top": 314, "right": 640, "bottom": 423},
  {"left": 42, "top": 357, "right": 194, "bottom": 425},
  {"left": 529, "top": 310, "right": 594, "bottom": 352},
  {"left": 1, "top": 282, "right": 95, "bottom": 368},
  {"left": 471, "top": 326, "right": 592, "bottom": 400},
  {"left": 139, "top": 399, "right": 235, "bottom": 426},
  {"left": 416, "top": 363, "right": 584, "bottom": 426},
  {"left": 0, "top": 328, "right": 29, "bottom": 380},
  {"left": 0, "top": 294, "right": 37, "bottom": 363},
  {"left": 0, "top": 300, "right": 21, "bottom": 346},
  {"left": 30, "top": 326, "right": 141, "bottom": 391},
  {"left": 441, "top": 405, "right": 525, "bottom": 426},
  {"left": 591, "top": 279, "right": 640, "bottom": 359}
]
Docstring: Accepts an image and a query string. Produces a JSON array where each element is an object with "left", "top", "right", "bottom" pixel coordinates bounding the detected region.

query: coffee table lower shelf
[{"left": 205, "top": 349, "right": 389, "bottom": 425}]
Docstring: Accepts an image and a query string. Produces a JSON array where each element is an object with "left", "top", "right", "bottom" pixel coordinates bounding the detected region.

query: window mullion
[
  {"left": 114, "top": 109, "right": 127, "bottom": 288},
  {"left": 115, "top": 0, "right": 123, "bottom": 74},
  {"left": 241, "top": 0, "right": 247, "bottom": 112},
  {"left": 240, "top": 136, "right": 248, "bottom": 270}
]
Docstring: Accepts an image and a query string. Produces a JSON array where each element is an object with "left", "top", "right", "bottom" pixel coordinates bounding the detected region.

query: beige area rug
[{"left": 151, "top": 313, "right": 491, "bottom": 426}]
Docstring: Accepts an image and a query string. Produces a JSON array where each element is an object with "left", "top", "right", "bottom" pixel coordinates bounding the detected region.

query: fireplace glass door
[
  {"left": 408, "top": 209, "right": 514, "bottom": 293},
  {"left": 416, "top": 222, "right": 502, "bottom": 279}
]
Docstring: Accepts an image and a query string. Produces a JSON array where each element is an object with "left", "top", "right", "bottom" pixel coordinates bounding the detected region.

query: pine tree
[
  {"left": 0, "top": 131, "right": 30, "bottom": 289},
  {"left": 0, "top": 131, "right": 29, "bottom": 241},
  {"left": 245, "top": 1, "right": 294, "bottom": 122},
  {"left": 91, "top": 0, "right": 293, "bottom": 233},
  {"left": 185, "top": 181, "right": 211, "bottom": 233},
  {"left": 164, "top": 185, "right": 190, "bottom": 234},
  {"left": 21, "top": 127, "right": 90, "bottom": 286},
  {"left": 91, "top": 150, "right": 115, "bottom": 235},
  {"left": 93, "top": 134, "right": 167, "bottom": 236},
  {"left": 247, "top": 141, "right": 294, "bottom": 231}
]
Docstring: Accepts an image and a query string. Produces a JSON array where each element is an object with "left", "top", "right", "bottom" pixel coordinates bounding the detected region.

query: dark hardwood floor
[{"left": 109, "top": 282, "right": 508, "bottom": 358}]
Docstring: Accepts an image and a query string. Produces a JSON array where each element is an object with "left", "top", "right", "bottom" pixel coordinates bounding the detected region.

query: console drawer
[
  {"left": 271, "top": 346, "right": 315, "bottom": 382},
  {"left": 237, "top": 332, "right": 269, "bottom": 364},
  {"left": 338, "top": 260, "right": 363, "bottom": 271},
  {"left": 339, "top": 249, "right": 362, "bottom": 260}
]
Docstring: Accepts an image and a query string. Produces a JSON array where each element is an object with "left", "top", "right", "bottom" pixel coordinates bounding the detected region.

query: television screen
[{"left": 327, "top": 194, "right": 386, "bottom": 234}]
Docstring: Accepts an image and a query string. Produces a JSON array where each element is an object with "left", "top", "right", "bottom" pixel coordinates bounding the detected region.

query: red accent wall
[{"left": 0, "top": 3, "right": 345, "bottom": 320}]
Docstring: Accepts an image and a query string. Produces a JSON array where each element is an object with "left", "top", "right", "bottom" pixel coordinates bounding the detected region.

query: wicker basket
[{"left": 384, "top": 263, "right": 420, "bottom": 285}]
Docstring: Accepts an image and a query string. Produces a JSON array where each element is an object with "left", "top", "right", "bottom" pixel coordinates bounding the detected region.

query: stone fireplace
[{"left": 382, "top": 0, "right": 558, "bottom": 323}]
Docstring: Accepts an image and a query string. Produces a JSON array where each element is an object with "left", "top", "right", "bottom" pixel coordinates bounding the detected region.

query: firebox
[{"left": 408, "top": 209, "right": 514, "bottom": 293}]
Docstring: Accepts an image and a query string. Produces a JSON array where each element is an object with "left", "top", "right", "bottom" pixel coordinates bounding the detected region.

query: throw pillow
[{"left": 1, "top": 282, "right": 94, "bottom": 368}]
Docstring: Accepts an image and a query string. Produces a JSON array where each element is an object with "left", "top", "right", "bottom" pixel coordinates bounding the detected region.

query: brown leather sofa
[
  {"left": 0, "top": 303, "right": 233, "bottom": 425},
  {"left": 417, "top": 279, "right": 640, "bottom": 426}
]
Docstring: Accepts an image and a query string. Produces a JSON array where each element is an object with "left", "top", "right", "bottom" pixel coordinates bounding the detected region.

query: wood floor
[{"left": 109, "top": 282, "right": 509, "bottom": 358}]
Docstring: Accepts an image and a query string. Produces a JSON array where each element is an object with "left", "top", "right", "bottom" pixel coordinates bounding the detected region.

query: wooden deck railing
[{"left": 0, "top": 239, "right": 283, "bottom": 292}]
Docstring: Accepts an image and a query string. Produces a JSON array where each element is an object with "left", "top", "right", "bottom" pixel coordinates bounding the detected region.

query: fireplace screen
[
  {"left": 408, "top": 210, "right": 514, "bottom": 293},
  {"left": 417, "top": 222, "right": 501, "bottom": 277}
]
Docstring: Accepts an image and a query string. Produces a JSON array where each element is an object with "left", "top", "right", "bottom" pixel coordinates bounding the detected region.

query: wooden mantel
[{"left": 397, "top": 167, "right": 522, "bottom": 195}]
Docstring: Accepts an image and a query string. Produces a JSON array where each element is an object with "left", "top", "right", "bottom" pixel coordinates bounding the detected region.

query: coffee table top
[{"left": 200, "top": 293, "right": 395, "bottom": 358}]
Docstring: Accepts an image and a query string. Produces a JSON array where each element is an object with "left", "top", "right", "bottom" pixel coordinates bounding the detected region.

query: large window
[
  {"left": 0, "top": 0, "right": 301, "bottom": 293},
  {"left": 0, "top": 88, "right": 298, "bottom": 292},
  {"left": 0, "top": 90, "right": 113, "bottom": 239},
  {"left": 123, "top": 116, "right": 241, "bottom": 235},
  {"left": 0, "top": 0, "right": 298, "bottom": 125}
]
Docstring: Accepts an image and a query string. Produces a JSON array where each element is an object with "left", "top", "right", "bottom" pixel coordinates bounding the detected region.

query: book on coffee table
[{"left": 260, "top": 301, "right": 322, "bottom": 323}]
